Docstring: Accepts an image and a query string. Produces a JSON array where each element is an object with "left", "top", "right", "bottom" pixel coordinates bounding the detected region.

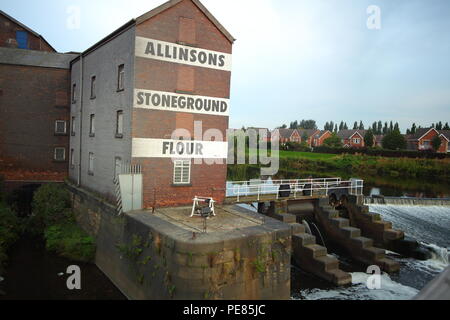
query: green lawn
[
  {"left": 248, "top": 148, "right": 337, "bottom": 160},
  {"left": 278, "top": 150, "right": 337, "bottom": 160}
]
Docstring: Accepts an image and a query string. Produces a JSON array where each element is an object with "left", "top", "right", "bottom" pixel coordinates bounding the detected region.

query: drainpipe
[{"left": 77, "top": 55, "right": 84, "bottom": 187}]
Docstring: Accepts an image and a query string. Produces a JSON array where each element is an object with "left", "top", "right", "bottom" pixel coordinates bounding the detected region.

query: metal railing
[{"left": 227, "top": 178, "right": 364, "bottom": 202}]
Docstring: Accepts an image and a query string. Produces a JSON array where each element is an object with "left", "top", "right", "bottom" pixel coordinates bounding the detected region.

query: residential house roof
[
  {"left": 275, "top": 129, "right": 297, "bottom": 139},
  {"left": 297, "top": 129, "right": 318, "bottom": 139},
  {"left": 337, "top": 130, "right": 366, "bottom": 140},
  {"left": 407, "top": 128, "right": 438, "bottom": 141}
]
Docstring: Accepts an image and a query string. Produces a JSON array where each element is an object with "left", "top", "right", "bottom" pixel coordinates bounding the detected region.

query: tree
[
  {"left": 389, "top": 121, "right": 393, "bottom": 133},
  {"left": 359, "top": 121, "right": 364, "bottom": 130},
  {"left": 431, "top": 136, "right": 442, "bottom": 152},
  {"left": 436, "top": 121, "right": 443, "bottom": 130},
  {"left": 339, "top": 121, "right": 344, "bottom": 131},
  {"left": 382, "top": 129, "right": 407, "bottom": 150},
  {"left": 299, "top": 120, "right": 317, "bottom": 130},
  {"left": 364, "top": 129, "right": 374, "bottom": 148},
  {"left": 324, "top": 122, "right": 330, "bottom": 131},
  {"left": 334, "top": 124, "right": 338, "bottom": 133},
  {"left": 323, "top": 133, "right": 343, "bottom": 148},
  {"left": 444, "top": 122, "right": 450, "bottom": 130},
  {"left": 383, "top": 122, "right": 388, "bottom": 135},
  {"left": 411, "top": 123, "right": 417, "bottom": 134},
  {"left": 343, "top": 122, "right": 348, "bottom": 130},
  {"left": 394, "top": 122, "right": 400, "bottom": 132},
  {"left": 377, "top": 121, "right": 382, "bottom": 135},
  {"left": 353, "top": 122, "right": 358, "bottom": 130}
]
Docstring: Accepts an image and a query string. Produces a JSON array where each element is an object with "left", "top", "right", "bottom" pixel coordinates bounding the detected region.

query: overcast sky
[{"left": 2, "top": 0, "right": 449, "bottom": 132}]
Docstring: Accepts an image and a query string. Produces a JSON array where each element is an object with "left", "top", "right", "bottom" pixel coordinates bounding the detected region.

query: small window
[
  {"left": 54, "top": 148, "right": 66, "bottom": 161},
  {"left": 173, "top": 160, "right": 191, "bottom": 185},
  {"left": 89, "top": 114, "right": 95, "bottom": 136},
  {"left": 70, "top": 148, "right": 75, "bottom": 167},
  {"left": 71, "top": 116, "right": 76, "bottom": 136},
  {"left": 117, "top": 64, "right": 125, "bottom": 91},
  {"left": 72, "top": 83, "right": 76, "bottom": 103},
  {"left": 90, "top": 76, "right": 96, "bottom": 99},
  {"left": 55, "top": 120, "right": 67, "bottom": 134},
  {"left": 114, "top": 157, "right": 122, "bottom": 179},
  {"left": 353, "top": 138, "right": 360, "bottom": 144},
  {"left": 16, "top": 31, "right": 28, "bottom": 49},
  {"left": 116, "top": 110, "right": 123, "bottom": 137},
  {"left": 88, "top": 152, "right": 94, "bottom": 175}
]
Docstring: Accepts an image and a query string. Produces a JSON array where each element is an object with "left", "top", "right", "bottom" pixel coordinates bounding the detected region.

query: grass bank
[{"left": 228, "top": 151, "right": 450, "bottom": 187}]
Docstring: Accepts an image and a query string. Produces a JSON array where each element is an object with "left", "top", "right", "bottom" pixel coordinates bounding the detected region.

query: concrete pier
[{"left": 67, "top": 183, "right": 292, "bottom": 300}]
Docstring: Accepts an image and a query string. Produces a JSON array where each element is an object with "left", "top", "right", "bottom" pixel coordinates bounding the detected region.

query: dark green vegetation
[
  {"left": 30, "top": 184, "right": 95, "bottom": 263},
  {"left": 0, "top": 202, "right": 20, "bottom": 275},
  {"left": 228, "top": 151, "right": 450, "bottom": 193}
]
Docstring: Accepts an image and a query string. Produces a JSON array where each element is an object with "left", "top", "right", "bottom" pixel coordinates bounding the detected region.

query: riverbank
[{"left": 229, "top": 151, "right": 450, "bottom": 196}]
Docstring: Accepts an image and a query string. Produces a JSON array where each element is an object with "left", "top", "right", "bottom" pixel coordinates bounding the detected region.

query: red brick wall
[
  {"left": 0, "top": 64, "right": 70, "bottom": 182},
  {"left": 133, "top": 0, "right": 232, "bottom": 208},
  {"left": 0, "top": 14, "right": 54, "bottom": 52},
  {"left": 316, "top": 131, "right": 332, "bottom": 146},
  {"left": 346, "top": 134, "right": 365, "bottom": 148},
  {"left": 418, "top": 130, "right": 438, "bottom": 151}
]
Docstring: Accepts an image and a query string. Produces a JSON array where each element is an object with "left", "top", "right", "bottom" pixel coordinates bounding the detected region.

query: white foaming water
[
  {"left": 296, "top": 205, "right": 450, "bottom": 300},
  {"left": 299, "top": 272, "right": 418, "bottom": 300}
]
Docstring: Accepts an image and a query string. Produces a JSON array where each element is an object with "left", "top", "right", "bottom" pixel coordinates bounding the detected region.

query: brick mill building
[
  {"left": 1, "top": 0, "right": 234, "bottom": 208},
  {"left": 0, "top": 10, "right": 77, "bottom": 192}
]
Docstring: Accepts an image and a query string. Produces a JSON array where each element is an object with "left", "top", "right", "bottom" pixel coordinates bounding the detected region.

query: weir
[{"left": 365, "top": 196, "right": 450, "bottom": 206}]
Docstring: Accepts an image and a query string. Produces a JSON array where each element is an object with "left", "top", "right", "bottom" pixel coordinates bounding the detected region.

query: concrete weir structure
[{"left": 67, "top": 182, "right": 292, "bottom": 300}]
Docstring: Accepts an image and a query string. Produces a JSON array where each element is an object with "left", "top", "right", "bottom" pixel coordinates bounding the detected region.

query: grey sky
[{"left": 2, "top": 0, "right": 449, "bottom": 132}]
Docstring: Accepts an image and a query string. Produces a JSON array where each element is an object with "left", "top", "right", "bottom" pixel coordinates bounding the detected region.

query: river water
[{"left": 292, "top": 204, "right": 450, "bottom": 300}]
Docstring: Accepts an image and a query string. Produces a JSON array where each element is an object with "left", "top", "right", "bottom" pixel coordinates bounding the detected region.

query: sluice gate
[{"left": 227, "top": 178, "right": 414, "bottom": 285}]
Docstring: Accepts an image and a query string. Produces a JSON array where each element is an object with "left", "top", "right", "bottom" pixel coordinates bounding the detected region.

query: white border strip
[
  {"left": 133, "top": 89, "right": 230, "bottom": 116},
  {"left": 135, "top": 36, "right": 232, "bottom": 71}
]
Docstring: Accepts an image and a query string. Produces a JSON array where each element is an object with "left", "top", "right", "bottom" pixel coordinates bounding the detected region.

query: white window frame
[
  {"left": 89, "top": 114, "right": 95, "bottom": 136},
  {"left": 173, "top": 160, "right": 191, "bottom": 185},
  {"left": 55, "top": 120, "right": 67, "bottom": 134},
  {"left": 117, "top": 64, "right": 125, "bottom": 91},
  {"left": 353, "top": 138, "right": 361, "bottom": 144},
  {"left": 90, "top": 75, "right": 96, "bottom": 99},
  {"left": 71, "top": 116, "right": 76, "bottom": 136},
  {"left": 54, "top": 147, "right": 66, "bottom": 161},
  {"left": 70, "top": 148, "right": 75, "bottom": 167},
  {"left": 72, "top": 83, "right": 76, "bottom": 103},
  {"left": 116, "top": 110, "right": 124, "bottom": 136},
  {"left": 88, "top": 152, "right": 94, "bottom": 175}
]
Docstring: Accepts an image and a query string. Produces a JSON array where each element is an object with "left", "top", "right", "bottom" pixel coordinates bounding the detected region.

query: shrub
[
  {"left": 0, "top": 202, "right": 20, "bottom": 274},
  {"left": 30, "top": 184, "right": 71, "bottom": 234},
  {"left": 44, "top": 217, "right": 95, "bottom": 263}
]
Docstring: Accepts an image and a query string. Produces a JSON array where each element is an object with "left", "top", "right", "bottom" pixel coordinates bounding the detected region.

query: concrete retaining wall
[{"left": 67, "top": 182, "right": 292, "bottom": 300}]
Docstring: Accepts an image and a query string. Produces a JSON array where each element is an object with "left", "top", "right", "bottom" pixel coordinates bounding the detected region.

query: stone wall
[{"left": 67, "top": 182, "right": 292, "bottom": 300}]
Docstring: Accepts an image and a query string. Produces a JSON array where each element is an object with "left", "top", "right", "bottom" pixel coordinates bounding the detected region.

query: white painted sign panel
[
  {"left": 132, "top": 138, "right": 228, "bottom": 159},
  {"left": 135, "top": 36, "right": 232, "bottom": 72},
  {"left": 134, "top": 89, "right": 229, "bottom": 116}
]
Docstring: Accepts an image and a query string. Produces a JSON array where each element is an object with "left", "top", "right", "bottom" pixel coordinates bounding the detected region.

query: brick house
[
  {"left": 297, "top": 129, "right": 320, "bottom": 147},
  {"left": 406, "top": 128, "right": 449, "bottom": 153},
  {"left": 312, "top": 130, "right": 332, "bottom": 147},
  {"left": 270, "top": 128, "right": 301, "bottom": 144},
  {"left": 337, "top": 130, "right": 366, "bottom": 148},
  {"left": 0, "top": 11, "right": 76, "bottom": 191},
  {"left": 69, "top": 0, "right": 234, "bottom": 208}
]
